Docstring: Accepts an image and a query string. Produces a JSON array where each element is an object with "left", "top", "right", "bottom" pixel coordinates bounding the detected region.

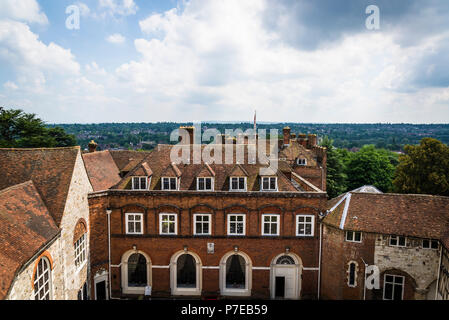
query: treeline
[
  {"left": 50, "top": 122, "right": 449, "bottom": 151},
  {"left": 2, "top": 108, "right": 449, "bottom": 198},
  {"left": 323, "top": 136, "right": 449, "bottom": 198}
]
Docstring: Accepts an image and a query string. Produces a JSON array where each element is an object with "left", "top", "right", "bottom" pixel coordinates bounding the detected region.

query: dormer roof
[
  {"left": 197, "top": 163, "right": 215, "bottom": 177},
  {"left": 161, "top": 162, "right": 182, "bottom": 177}
]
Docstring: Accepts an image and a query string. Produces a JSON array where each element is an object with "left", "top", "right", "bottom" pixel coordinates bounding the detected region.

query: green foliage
[
  {"left": 393, "top": 138, "right": 449, "bottom": 196},
  {"left": 345, "top": 145, "right": 397, "bottom": 192},
  {"left": 0, "top": 107, "right": 76, "bottom": 148},
  {"left": 320, "top": 136, "right": 347, "bottom": 199}
]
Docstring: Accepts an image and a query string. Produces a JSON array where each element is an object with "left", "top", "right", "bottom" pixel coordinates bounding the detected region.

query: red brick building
[
  {"left": 320, "top": 186, "right": 449, "bottom": 300},
  {"left": 84, "top": 129, "right": 328, "bottom": 299}
]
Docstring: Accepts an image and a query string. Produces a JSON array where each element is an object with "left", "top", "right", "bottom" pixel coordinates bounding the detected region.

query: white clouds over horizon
[{"left": 0, "top": 0, "right": 449, "bottom": 123}]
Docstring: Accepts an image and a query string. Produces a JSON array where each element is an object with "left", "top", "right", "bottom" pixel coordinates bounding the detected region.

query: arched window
[
  {"left": 226, "top": 255, "right": 246, "bottom": 289},
  {"left": 220, "top": 251, "right": 252, "bottom": 296},
  {"left": 347, "top": 261, "right": 358, "bottom": 287},
  {"left": 170, "top": 251, "right": 202, "bottom": 295},
  {"left": 74, "top": 219, "right": 87, "bottom": 269},
  {"left": 276, "top": 255, "right": 295, "bottom": 265},
  {"left": 34, "top": 257, "right": 51, "bottom": 300},
  {"left": 121, "top": 250, "right": 151, "bottom": 295},
  {"left": 128, "top": 253, "right": 147, "bottom": 287},
  {"left": 176, "top": 254, "right": 196, "bottom": 288}
]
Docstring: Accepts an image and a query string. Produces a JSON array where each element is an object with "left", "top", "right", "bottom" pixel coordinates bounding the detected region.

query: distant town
[{"left": 49, "top": 122, "right": 449, "bottom": 152}]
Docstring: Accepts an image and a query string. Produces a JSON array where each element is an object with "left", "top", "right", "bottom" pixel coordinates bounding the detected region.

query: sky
[{"left": 0, "top": 0, "right": 449, "bottom": 124}]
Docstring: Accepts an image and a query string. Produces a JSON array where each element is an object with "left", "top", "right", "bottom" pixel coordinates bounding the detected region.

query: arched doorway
[{"left": 270, "top": 253, "right": 302, "bottom": 299}]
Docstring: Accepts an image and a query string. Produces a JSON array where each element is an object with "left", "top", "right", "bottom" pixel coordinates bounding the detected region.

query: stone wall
[
  {"left": 7, "top": 238, "right": 64, "bottom": 300},
  {"left": 58, "top": 150, "right": 93, "bottom": 299},
  {"left": 374, "top": 235, "right": 440, "bottom": 299}
]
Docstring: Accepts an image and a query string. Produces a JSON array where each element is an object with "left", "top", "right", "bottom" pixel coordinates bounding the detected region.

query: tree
[
  {"left": 320, "top": 136, "right": 347, "bottom": 199},
  {"left": 345, "top": 145, "right": 396, "bottom": 192},
  {"left": 0, "top": 107, "right": 77, "bottom": 148},
  {"left": 393, "top": 138, "right": 449, "bottom": 196}
]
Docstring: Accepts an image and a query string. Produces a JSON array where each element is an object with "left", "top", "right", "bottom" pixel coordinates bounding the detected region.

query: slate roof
[
  {"left": 0, "top": 181, "right": 60, "bottom": 299},
  {"left": 0, "top": 147, "right": 80, "bottom": 226},
  {"left": 112, "top": 144, "right": 301, "bottom": 192},
  {"left": 323, "top": 189, "right": 449, "bottom": 241},
  {"left": 82, "top": 150, "right": 121, "bottom": 192}
]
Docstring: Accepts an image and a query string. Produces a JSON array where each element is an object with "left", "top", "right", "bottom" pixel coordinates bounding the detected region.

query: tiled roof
[
  {"left": 113, "top": 144, "right": 300, "bottom": 192},
  {"left": 279, "top": 140, "right": 317, "bottom": 165},
  {"left": 323, "top": 191, "right": 449, "bottom": 240},
  {"left": 109, "top": 150, "right": 151, "bottom": 171},
  {"left": 0, "top": 181, "right": 60, "bottom": 299},
  {"left": 82, "top": 150, "right": 121, "bottom": 192},
  {"left": 0, "top": 147, "right": 79, "bottom": 226}
]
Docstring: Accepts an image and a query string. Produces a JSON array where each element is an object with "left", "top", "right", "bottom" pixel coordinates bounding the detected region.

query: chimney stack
[
  {"left": 179, "top": 126, "right": 195, "bottom": 145},
  {"left": 88, "top": 140, "right": 98, "bottom": 153},
  {"left": 307, "top": 134, "right": 317, "bottom": 148},
  {"left": 283, "top": 127, "right": 291, "bottom": 146}
]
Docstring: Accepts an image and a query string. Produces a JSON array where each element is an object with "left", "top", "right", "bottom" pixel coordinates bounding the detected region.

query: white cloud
[
  {"left": 3, "top": 81, "right": 18, "bottom": 90},
  {"left": 0, "top": 0, "right": 48, "bottom": 24},
  {"left": 106, "top": 33, "right": 126, "bottom": 44},
  {"left": 107, "top": 0, "right": 449, "bottom": 123},
  {"left": 99, "top": 0, "right": 138, "bottom": 17},
  {"left": 0, "top": 20, "right": 80, "bottom": 89}
]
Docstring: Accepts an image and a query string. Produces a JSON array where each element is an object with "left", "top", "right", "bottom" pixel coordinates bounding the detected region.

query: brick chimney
[
  {"left": 307, "top": 134, "right": 317, "bottom": 148},
  {"left": 283, "top": 127, "right": 291, "bottom": 146},
  {"left": 88, "top": 140, "right": 97, "bottom": 153},
  {"left": 179, "top": 126, "right": 195, "bottom": 144},
  {"left": 298, "top": 133, "right": 307, "bottom": 147}
]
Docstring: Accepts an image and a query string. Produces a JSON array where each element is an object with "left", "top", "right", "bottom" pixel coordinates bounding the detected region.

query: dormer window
[
  {"left": 197, "top": 177, "right": 214, "bottom": 191},
  {"left": 261, "top": 177, "right": 277, "bottom": 191},
  {"left": 162, "top": 177, "right": 178, "bottom": 191},
  {"left": 230, "top": 177, "right": 246, "bottom": 191},
  {"left": 296, "top": 158, "right": 307, "bottom": 166},
  {"left": 132, "top": 176, "right": 149, "bottom": 190}
]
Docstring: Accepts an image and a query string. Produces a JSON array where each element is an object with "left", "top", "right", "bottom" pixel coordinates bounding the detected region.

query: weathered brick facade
[{"left": 88, "top": 190, "right": 327, "bottom": 299}]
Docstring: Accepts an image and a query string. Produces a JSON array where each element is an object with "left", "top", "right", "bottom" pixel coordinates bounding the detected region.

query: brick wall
[{"left": 88, "top": 191, "right": 327, "bottom": 299}]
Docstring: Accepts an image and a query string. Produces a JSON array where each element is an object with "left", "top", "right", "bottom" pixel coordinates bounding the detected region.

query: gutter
[{"left": 435, "top": 244, "right": 443, "bottom": 300}]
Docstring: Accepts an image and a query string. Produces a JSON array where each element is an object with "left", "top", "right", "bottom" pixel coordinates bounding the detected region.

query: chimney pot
[{"left": 88, "top": 140, "right": 98, "bottom": 153}]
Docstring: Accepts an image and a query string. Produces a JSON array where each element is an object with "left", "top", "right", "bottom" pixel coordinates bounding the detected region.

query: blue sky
[{"left": 1, "top": 0, "right": 449, "bottom": 124}]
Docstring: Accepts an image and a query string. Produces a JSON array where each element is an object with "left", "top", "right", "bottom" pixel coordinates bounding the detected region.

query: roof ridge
[
  {"left": 350, "top": 191, "right": 449, "bottom": 199},
  {"left": 0, "top": 180, "right": 35, "bottom": 195},
  {"left": 0, "top": 146, "right": 80, "bottom": 151}
]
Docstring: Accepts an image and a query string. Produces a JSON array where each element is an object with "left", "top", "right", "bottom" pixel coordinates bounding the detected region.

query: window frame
[
  {"left": 125, "top": 212, "right": 144, "bottom": 235},
  {"left": 389, "top": 235, "right": 407, "bottom": 247},
  {"left": 383, "top": 274, "right": 405, "bottom": 300},
  {"left": 34, "top": 257, "right": 52, "bottom": 300},
  {"left": 261, "top": 214, "right": 280, "bottom": 236},
  {"left": 131, "top": 176, "right": 149, "bottom": 190},
  {"left": 227, "top": 214, "right": 246, "bottom": 236},
  {"left": 74, "top": 233, "right": 87, "bottom": 269},
  {"left": 260, "top": 176, "right": 278, "bottom": 191},
  {"left": 422, "top": 239, "right": 439, "bottom": 249},
  {"left": 229, "top": 177, "right": 247, "bottom": 192},
  {"left": 171, "top": 252, "right": 202, "bottom": 296},
  {"left": 159, "top": 213, "right": 178, "bottom": 235},
  {"left": 161, "top": 177, "right": 178, "bottom": 191},
  {"left": 296, "top": 158, "right": 307, "bottom": 166},
  {"left": 193, "top": 213, "right": 212, "bottom": 236},
  {"left": 295, "top": 214, "right": 315, "bottom": 237},
  {"left": 347, "top": 261, "right": 358, "bottom": 287},
  {"left": 197, "top": 177, "right": 214, "bottom": 191},
  {"left": 345, "top": 231, "right": 363, "bottom": 243}
]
